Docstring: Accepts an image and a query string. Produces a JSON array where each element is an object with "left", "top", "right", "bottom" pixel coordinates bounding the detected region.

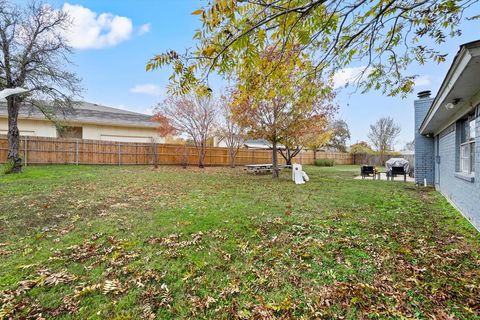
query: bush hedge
[
  {"left": 314, "top": 159, "right": 335, "bottom": 167},
  {"left": 2, "top": 159, "right": 16, "bottom": 174}
]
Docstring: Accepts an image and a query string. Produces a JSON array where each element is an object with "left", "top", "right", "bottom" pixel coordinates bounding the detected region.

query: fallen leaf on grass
[{"left": 103, "top": 279, "right": 123, "bottom": 295}]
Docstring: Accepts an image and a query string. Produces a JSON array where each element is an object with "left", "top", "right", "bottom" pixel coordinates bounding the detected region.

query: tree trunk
[
  {"left": 229, "top": 148, "right": 236, "bottom": 168},
  {"left": 285, "top": 149, "right": 292, "bottom": 166},
  {"left": 6, "top": 97, "right": 22, "bottom": 173},
  {"left": 271, "top": 140, "right": 279, "bottom": 179},
  {"left": 181, "top": 146, "right": 188, "bottom": 168},
  {"left": 152, "top": 141, "right": 158, "bottom": 169},
  {"left": 198, "top": 141, "right": 206, "bottom": 168},
  {"left": 281, "top": 147, "right": 300, "bottom": 166},
  {"left": 313, "top": 149, "right": 317, "bottom": 161}
]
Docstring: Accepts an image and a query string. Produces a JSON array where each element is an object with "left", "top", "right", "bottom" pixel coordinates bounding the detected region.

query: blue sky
[{"left": 44, "top": 1, "right": 480, "bottom": 149}]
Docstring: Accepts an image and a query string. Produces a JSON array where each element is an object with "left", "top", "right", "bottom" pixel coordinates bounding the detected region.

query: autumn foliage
[
  {"left": 152, "top": 93, "right": 219, "bottom": 168},
  {"left": 230, "top": 46, "right": 336, "bottom": 177}
]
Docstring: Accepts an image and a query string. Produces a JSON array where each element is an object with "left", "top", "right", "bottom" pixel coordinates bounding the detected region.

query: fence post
[
  {"left": 209, "top": 147, "right": 212, "bottom": 167},
  {"left": 76, "top": 139, "right": 79, "bottom": 165},
  {"left": 118, "top": 142, "right": 121, "bottom": 166},
  {"left": 153, "top": 141, "right": 158, "bottom": 168},
  {"left": 24, "top": 136, "right": 27, "bottom": 167}
]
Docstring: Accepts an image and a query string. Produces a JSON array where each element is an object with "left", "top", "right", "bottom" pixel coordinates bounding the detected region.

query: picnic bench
[{"left": 244, "top": 164, "right": 292, "bottom": 174}]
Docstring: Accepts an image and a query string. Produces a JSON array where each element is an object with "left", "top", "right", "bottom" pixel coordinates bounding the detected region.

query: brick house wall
[
  {"left": 434, "top": 113, "right": 480, "bottom": 230},
  {"left": 415, "top": 96, "right": 479, "bottom": 230}
]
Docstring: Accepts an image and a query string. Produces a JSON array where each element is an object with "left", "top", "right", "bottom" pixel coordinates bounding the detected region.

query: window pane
[
  {"left": 470, "top": 119, "right": 476, "bottom": 141},
  {"left": 461, "top": 120, "right": 468, "bottom": 143},
  {"left": 460, "top": 144, "right": 470, "bottom": 173},
  {"left": 471, "top": 142, "right": 476, "bottom": 173}
]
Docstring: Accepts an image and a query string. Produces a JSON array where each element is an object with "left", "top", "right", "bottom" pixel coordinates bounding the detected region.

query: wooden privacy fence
[
  {"left": 0, "top": 135, "right": 353, "bottom": 166},
  {"left": 352, "top": 153, "right": 414, "bottom": 166}
]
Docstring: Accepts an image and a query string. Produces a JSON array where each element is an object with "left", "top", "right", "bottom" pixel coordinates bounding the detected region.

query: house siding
[
  {"left": 0, "top": 118, "right": 58, "bottom": 137},
  {"left": 434, "top": 113, "right": 480, "bottom": 230},
  {"left": 0, "top": 118, "right": 164, "bottom": 144},
  {"left": 82, "top": 124, "right": 163, "bottom": 143}
]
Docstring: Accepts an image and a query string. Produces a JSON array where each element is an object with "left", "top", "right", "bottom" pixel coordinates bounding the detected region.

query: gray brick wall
[
  {"left": 414, "top": 97, "right": 435, "bottom": 185},
  {"left": 435, "top": 114, "right": 479, "bottom": 230}
]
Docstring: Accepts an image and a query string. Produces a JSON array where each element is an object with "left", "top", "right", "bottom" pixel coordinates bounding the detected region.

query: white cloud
[
  {"left": 130, "top": 84, "right": 162, "bottom": 96},
  {"left": 333, "top": 66, "right": 371, "bottom": 89},
  {"left": 62, "top": 3, "right": 133, "bottom": 49},
  {"left": 138, "top": 23, "right": 151, "bottom": 35},
  {"left": 414, "top": 75, "right": 431, "bottom": 87}
]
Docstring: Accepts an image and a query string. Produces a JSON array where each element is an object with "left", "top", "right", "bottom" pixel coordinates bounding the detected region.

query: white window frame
[
  {"left": 460, "top": 142, "right": 474, "bottom": 173},
  {"left": 459, "top": 117, "right": 476, "bottom": 174}
]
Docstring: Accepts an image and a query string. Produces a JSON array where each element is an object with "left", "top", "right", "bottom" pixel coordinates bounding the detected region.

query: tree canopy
[
  {"left": 216, "top": 93, "right": 247, "bottom": 168},
  {"left": 147, "top": 0, "right": 479, "bottom": 96},
  {"left": 349, "top": 141, "right": 374, "bottom": 154},
  {"left": 152, "top": 93, "right": 219, "bottom": 168},
  {"left": 327, "top": 119, "right": 351, "bottom": 152},
  {"left": 229, "top": 46, "right": 335, "bottom": 177},
  {"left": 368, "top": 117, "right": 401, "bottom": 153},
  {"left": 0, "top": 0, "right": 81, "bottom": 173}
]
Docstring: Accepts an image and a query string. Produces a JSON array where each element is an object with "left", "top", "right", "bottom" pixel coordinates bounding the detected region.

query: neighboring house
[
  {"left": 213, "top": 137, "right": 287, "bottom": 150},
  {"left": 0, "top": 102, "right": 163, "bottom": 143},
  {"left": 399, "top": 149, "right": 415, "bottom": 167},
  {"left": 243, "top": 139, "right": 286, "bottom": 150},
  {"left": 415, "top": 40, "right": 480, "bottom": 231}
]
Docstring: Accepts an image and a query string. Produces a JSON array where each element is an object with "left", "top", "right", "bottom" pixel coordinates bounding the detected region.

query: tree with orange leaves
[
  {"left": 231, "top": 46, "right": 336, "bottom": 178},
  {"left": 152, "top": 93, "right": 219, "bottom": 168},
  {"left": 280, "top": 115, "right": 333, "bottom": 165}
]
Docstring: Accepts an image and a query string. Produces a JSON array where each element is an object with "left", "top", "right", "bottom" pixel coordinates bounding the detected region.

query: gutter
[{"left": 419, "top": 46, "right": 467, "bottom": 134}]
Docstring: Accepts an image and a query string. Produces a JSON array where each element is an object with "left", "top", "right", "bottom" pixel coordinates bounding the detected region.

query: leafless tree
[
  {"left": 153, "top": 93, "right": 219, "bottom": 168},
  {"left": 0, "top": 0, "right": 81, "bottom": 173},
  {"left": 403, "top": 140, "right": 415, "bottom": 152},
  {"left": 216, "top": 100, "right": 246, "bottom": 168},
  {"left": 368, "top": 117, "right": 401, "bottom": 160}
]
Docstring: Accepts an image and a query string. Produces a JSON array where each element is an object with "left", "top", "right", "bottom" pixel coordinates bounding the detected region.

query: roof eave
[
  {"left": 419, "top": 40, "right": 480, "bottom": 135},
  {"left": 419, "top": 47, "right": 470, "bottom": 134}
]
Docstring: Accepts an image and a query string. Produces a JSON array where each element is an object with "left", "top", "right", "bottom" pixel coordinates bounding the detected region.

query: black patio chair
[
  {"left": 390, "top": 166, "right": 407, "bottom": 182},
  {"left": 361, "top": 165, "right": 376, "bottom": 179}
]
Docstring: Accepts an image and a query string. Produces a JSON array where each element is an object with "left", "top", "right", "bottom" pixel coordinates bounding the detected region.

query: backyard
[{"left": 0, "top": 165, "right": 479, "bottom": 319}]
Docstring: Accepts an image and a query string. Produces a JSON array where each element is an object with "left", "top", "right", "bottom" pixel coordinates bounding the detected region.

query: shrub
[
  {"left": 2, "top": 158, "right": 16, "bottom": 174},
  {"left": 314, "top": 159, "right": 335, "bottom": 167}
]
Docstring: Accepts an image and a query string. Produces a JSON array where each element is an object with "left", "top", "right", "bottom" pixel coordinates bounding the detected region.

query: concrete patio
[{"left": 354, "top": 172, "right": 415, "bottom": 182}]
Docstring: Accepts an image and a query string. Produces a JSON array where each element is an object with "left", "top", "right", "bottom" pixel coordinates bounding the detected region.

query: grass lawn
[{"left": 0, "top": 165, "right": 479, "bottom": 319}]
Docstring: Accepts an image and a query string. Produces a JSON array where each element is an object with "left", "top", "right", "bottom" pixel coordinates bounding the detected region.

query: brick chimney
[{"left": 414, "top": 90, "right": 435, "bottom": 185}]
